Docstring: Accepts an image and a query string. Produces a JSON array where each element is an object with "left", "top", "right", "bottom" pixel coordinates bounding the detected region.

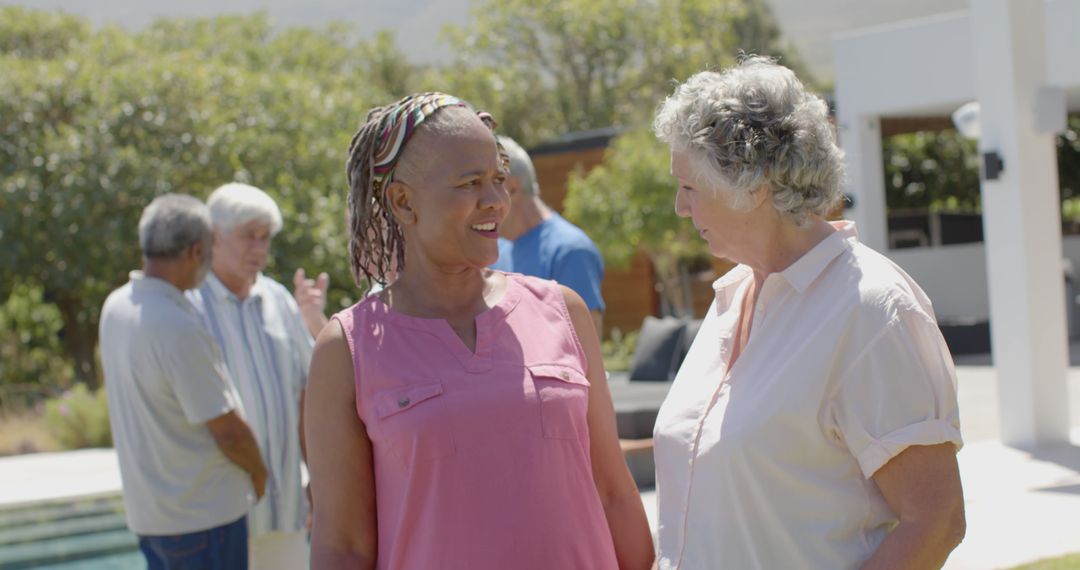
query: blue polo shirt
[{"left": 491, "top": 213, "right": 605, "bottom": 311}]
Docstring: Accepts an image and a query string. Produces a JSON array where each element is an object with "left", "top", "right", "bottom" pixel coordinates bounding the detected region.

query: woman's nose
[
  {"left": 482, "top": 180, "right": 510, "bottom": 210},
  {"left": 674, "top": 187, "right": 691, "bottom": 218}
]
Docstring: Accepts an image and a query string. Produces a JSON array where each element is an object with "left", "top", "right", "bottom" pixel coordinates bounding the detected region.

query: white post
[
  {"left": 837, "top": 113, "right": 888, "bottom": 253},
  {"left": 971, "top": 0, "right": 1071, "bottom": 446}
]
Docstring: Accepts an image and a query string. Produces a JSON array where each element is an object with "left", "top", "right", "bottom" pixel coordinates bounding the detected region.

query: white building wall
[
  {"left": 887, "top": 235, "right": 1080, "bottom": 323},
  {"left": 833, "top": 12, "right": 974, "bottom": 117},
  {"left": 1045, "top": 0, "right": 1080, "bottom": 87}
]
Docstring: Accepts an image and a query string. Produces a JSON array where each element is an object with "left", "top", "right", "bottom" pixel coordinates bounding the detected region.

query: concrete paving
[
  {"left": 2, "top": 361, "right": 1079, "bottom": 569},
  {"left": 0, "top": 449, "right": 122, "bottom": 509}
]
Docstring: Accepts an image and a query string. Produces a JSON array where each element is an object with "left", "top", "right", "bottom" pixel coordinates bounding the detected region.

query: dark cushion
[{"left": 629, "top": 316, "right": 687, "bottom": 381}]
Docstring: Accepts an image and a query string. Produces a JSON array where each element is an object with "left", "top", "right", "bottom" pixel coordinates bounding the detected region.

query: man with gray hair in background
[
  {"left": 187, "top": 182, "right": 324, "bottom": 569},
  {"left": 100, "top": 193, "right": 266, "bottom": 569},
  {"left": 491, "top": 136, "right": 606, "bottom": 334}
]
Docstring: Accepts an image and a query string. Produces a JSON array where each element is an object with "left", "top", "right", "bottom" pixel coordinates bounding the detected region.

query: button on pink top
[{"left": 333, "top": 273, "right": 618, "bottom": 570}]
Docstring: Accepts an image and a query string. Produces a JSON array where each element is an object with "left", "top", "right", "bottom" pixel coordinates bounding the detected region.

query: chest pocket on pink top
[
  {"left": 528, "top": 364, "right": 590, "bottom": 440},
  {"left": 372, "top": 381, "right": 456, "bottom": 466}
]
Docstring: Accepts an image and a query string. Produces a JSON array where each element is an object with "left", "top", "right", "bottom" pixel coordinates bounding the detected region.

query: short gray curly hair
[{"left": 653, "top": 56, "right": 844, "bottom": 226}]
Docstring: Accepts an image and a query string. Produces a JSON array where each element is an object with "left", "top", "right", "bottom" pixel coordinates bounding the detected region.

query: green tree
[
  {"left": 443, "top": 0, "right": 811, "bottom": 145},
  {"left": 0, "top": 6, "right": 89, "bottom": 59},
  {"left": 0, "top": 284, "right": 74, "bottom": 408},
  {"left": 0, "top": 9, "right": 385, "bottom": 387},
  {"left": 563, "top": 129, "right": 708, "bottom": 315},
  {"left": 880, "top": 118, "right": 1080, "bottom": 225},
  {"left": 516, "top": 0, "right": 809, "bottom": 313},
  {"left": 882, "top": 130, "right": 981, "bottom": 212}
]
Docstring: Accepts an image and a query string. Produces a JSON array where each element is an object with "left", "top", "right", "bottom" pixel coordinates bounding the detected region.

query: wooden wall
[{"left": 531, "top": 147, "right": 606, "bottom": 212}]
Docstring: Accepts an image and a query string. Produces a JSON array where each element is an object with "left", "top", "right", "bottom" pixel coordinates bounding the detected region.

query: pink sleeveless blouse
[{"left": 333, "top": 273, "right": 619, "bottom": 569}]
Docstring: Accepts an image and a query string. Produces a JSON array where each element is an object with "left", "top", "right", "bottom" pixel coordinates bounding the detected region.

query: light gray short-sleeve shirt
[{"left": 100, "top": 272, "right": 254, "bottom": 535}]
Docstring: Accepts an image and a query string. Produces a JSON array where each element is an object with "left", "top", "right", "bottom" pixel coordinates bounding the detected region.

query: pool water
[{"left": 0, "top": 495, "right": 141, "bottom": 569}]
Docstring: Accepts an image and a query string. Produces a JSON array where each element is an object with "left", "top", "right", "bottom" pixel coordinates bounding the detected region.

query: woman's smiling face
[{"left": 391, "top": 109, "right": 510, "bottom": 271}]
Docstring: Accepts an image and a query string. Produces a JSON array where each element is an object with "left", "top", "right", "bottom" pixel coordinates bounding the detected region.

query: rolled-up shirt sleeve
[
  {"left": 163, "top": 325, "right": 241, "bottom": 425},
  {"left": 827, "top": 307, "right": 963, "bottom": 479}
]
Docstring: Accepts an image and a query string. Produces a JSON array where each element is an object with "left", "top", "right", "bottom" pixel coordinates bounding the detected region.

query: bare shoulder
[
  {"left": 559, "top": 284, "right": 589, "bottom": 319},
  {"left": 310, "top": 318, "right": 355, "bottom": 393}
]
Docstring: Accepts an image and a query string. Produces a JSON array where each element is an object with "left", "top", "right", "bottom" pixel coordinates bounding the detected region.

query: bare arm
[
  {"left": 306, "top": 320, "right": 377, "bottom": 570},
  {"left": 563, "top": 286, "right": 654, "bottom": 570},
  {"left": 861, "top": 443, "right": 966, "bottom": 569},
  {"left": 590, "top": 310, "right": 604, "bottom": 342},
  {"left": 299, "top": 387, "right": 312, "bottom": 529},
  {"left": 206, "top": 411, "right": 268, "bottom": 500}
]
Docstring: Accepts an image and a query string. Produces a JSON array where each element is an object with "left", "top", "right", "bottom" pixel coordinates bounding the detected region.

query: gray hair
[
  {"left": 653, "top": 56, "right": 844, "bottom": 226},
  {"left": 138, "top": 194, "right": 213, "bottom": 259},
  {"left": 206, "top": 183, "right": 283, "bottom": 235},
  {"left": 496, "top": 135, "right": 539, "bottom": 197}
]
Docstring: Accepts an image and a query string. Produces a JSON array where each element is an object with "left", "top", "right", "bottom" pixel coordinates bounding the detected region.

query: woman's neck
[
  {"left": 388, "top": 262, "right": 493, "bottom": 319},
  {"left": 746, "top": 217, "right": 837, "bottom": 284}
]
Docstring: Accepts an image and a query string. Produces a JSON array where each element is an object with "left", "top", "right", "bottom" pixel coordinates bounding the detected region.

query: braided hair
[
  {"left": 344, "top": 95, "right": 503, "bottom": 291},
  {"left": 345, "top": 104, "right": 403, "bottom": 291}
]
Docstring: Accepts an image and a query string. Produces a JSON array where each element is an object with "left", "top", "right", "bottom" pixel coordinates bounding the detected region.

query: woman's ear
[
  {"left": 749, "top": 183, "right": 772, "bottom": 210},
  {"left": 386, "top": 181, "right": 416, "bottom": 225}
]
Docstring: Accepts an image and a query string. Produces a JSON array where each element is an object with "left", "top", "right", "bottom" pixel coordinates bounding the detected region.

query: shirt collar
[
  {"left": 779, "top": 220, "right": 858, "bottom": 294},
  {"left": 129, "top": 270, "right": 190, "bottom": 306},
  {"left": 204, "top": 271, "right": 266, "bottom": 303},
  {"left": 711, "top": 220, "right": 859, "bottom": 312}
]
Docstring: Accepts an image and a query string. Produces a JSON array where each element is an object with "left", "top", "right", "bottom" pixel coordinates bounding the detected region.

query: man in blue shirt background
[{"left": 491, "top": 136, "right": 606, "bottom": 335}]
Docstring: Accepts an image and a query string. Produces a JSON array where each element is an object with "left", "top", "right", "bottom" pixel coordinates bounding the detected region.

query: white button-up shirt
[
  {"left": 653, "top": 221, "right": 963, "bottom": 569},
  {"left": 188, "top": 272, "right": 314, "bottom": 536}
]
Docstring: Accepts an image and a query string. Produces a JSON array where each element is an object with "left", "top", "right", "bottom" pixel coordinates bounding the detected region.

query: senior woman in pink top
[
  {"left": 304, "top": 93, "right": 653, "bottom": 569},
  {"left": 651, "top": 57, "right": 966, "bottom": 569}
]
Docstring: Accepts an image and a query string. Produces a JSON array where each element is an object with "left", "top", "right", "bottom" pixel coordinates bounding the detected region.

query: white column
[
  {"left": 971, "top": 0, "right": 1070, "bottom": 446},
  {"left": 837, "top": 113, "right": 888, "bottom": 252}
]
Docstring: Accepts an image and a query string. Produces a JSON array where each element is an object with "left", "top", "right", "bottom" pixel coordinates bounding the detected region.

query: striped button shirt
[{"left": 188, "top": 272, "right": 314, "bottom": 536}]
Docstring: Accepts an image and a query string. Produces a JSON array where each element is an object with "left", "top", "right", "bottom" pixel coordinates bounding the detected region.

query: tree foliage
[
  {"left": 882, "top": 130, "right": 980, "bottom": 212},
  {"left": 442, "top": 0, "right": 811, "bottom": 146},
  {"left": 563, "top": 130, "right": 709, "bottom": 315},
  {"left": 0, "top": 9, "right": 389, "bottom": 387},
  {"left": 882, "top": 116, "right": 1080, "bottom": 223},
  {"left": 1, "top": 0, "right": 812, "bottom": 388},
  {"left": 542, "top": 0, "right": 809, "bottom": 313}
]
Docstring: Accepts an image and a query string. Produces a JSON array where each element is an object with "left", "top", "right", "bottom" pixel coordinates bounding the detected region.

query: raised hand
[{"left": 294, "top": 268, "right": 330, "bottom": 337}]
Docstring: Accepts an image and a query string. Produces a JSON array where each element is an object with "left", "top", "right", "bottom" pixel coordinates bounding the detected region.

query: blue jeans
[{"left": 138, "top": 516, "right": 247, "bottom": 570}]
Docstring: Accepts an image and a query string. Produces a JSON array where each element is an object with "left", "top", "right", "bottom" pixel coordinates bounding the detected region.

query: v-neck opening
[
  {"left": 367, "top": 274, "right": 523, "bottom": 371},
  {"left": 720, "top": 278, "right": 757, "bottom": 374}
]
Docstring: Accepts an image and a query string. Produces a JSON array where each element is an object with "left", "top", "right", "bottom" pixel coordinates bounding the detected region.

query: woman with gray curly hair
[{"left": 651, "top": 57, "right": 965, "bottom": 569}]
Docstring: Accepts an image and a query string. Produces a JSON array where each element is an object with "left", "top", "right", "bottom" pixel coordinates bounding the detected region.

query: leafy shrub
[
  {"left": 41, "top": 384, "right": 111, "bottom": 449},
  {"left": 602, "top": 328, "right": 639, "bottom": 372},
  {"left": 0, "top": 284, "right": 74, "bottom": 398}
]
